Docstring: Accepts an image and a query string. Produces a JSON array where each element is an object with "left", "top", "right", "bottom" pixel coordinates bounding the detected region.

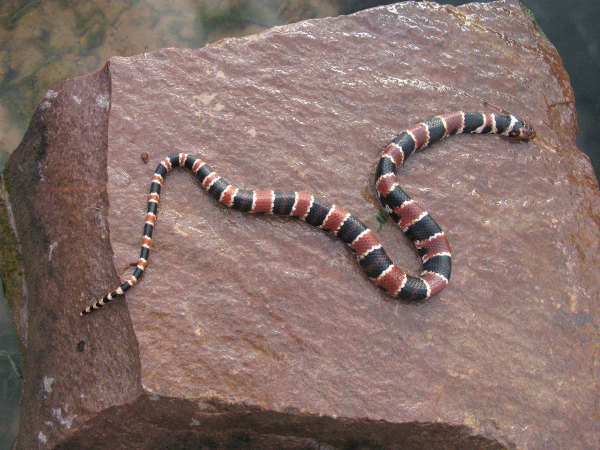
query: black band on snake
[{"left": 81, "top": 111, "right": 535, "bottom": 316}]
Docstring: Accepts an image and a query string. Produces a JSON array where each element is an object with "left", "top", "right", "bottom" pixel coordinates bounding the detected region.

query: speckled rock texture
[{"left": 2, "top": 1, "right": 599, "bottom": 448}]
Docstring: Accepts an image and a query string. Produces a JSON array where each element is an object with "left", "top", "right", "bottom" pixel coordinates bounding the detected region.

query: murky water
[{"left": 0, "top": 0, "right": 597, "bottom": 446}]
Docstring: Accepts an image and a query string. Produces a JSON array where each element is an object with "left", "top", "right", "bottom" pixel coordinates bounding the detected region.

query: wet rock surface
[{"left": 2, "top": 1, "right": 599, "bottom": 448}]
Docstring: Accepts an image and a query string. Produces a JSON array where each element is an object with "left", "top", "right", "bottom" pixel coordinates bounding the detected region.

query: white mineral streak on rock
[
  {"left": 43, "top": 376, "right": 54, "bottom": 393},
  {"left": 373, "top": 75, "right": 453, "bottom": 92},
  {"left": 51, "top": 406, "right": 75, "bottom": 429},
  {"left": 48, "top": 242, "right": 58, "bottom": 261},
  {"left": 95, "top": 93, "right": 110, "bottom": 111},
  {"left": 197, "top": 400, "right": 209, "bottom": 410}
]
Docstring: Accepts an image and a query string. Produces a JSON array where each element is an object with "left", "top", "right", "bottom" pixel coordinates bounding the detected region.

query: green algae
[
  {"left": 0, "top": 175, "right": 23, "bottom": 314},
  {"left": 0, "top": 0, "right": 40, "bottom": 30},
  {"left": 520, "top": 2, "right": 548, "bottom": 40}
]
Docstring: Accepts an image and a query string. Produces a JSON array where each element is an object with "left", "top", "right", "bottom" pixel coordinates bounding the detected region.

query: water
[
  {"left": 522, "top": 0, "right": 599, "bottom": 181},
  {"left": 0, "top": 0, "right": 598, "bottom": 447},
  {"left": 0, "top": 279, "right": 21, "bottom": 449}
]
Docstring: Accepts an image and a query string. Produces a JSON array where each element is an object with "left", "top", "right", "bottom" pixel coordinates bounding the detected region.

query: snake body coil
[{"left": 81, "top": 111, "right": 535, "bottom": 316}]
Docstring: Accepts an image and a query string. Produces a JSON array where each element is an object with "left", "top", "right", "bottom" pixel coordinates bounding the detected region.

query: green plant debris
[{"left": 376, "top": 210, "right": 388, "bottom": 232}]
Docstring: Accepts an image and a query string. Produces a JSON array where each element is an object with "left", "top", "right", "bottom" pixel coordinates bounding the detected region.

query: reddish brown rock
[{"left": 2, "top": 1, "right": 599, "bottom": 448}]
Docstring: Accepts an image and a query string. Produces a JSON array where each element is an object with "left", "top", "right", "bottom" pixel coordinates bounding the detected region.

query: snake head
[{"left": 509, "top": 117, "right": 536, "bottom": 139}]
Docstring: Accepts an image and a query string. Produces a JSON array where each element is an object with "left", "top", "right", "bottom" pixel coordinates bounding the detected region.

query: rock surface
[{"left": 2, "top": 1, "right": 599, "bottom": 448}]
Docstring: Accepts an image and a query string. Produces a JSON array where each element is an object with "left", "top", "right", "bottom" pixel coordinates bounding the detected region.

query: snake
[{"left": 80, "top": 111, "right": 535, "bottom": 316}]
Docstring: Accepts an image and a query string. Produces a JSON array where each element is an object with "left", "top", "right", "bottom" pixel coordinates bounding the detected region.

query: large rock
[{"left": 2, "top": 1, "right": 599, "bottom": 448}]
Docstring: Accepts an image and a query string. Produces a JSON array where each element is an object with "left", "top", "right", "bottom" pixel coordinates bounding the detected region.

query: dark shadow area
[{"left": 56, "top": 394, "right": 506, "bottom": 450}]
